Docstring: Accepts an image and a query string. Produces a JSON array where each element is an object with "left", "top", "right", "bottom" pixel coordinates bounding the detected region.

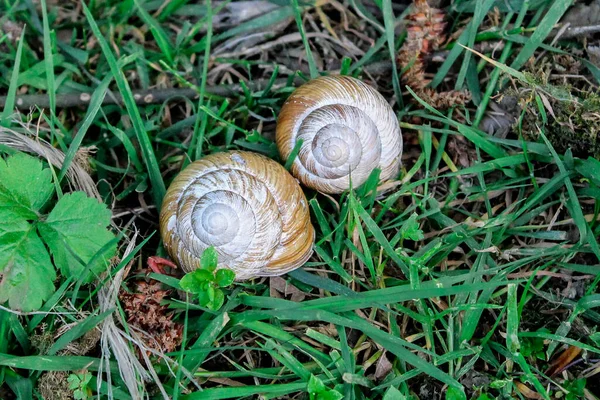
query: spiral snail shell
[
  {"left": 159, "top": 151, "right": 315, "bottom": 280},
  {"left": 276, "top": 75, "right": 403, "bottom": 194}
]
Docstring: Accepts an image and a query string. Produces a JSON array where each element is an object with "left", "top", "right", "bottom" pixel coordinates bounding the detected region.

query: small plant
[
  {"left": 521, "top": 330, "right": 548, "bottom": 361},
  {"left": 560, "top": 378, "right": 586, "bottom": 400},
  {"left": 67, "top": 371, "right": 92, "bottom": 399},
  {"left": 0, "top": 153, "right": 116, "bottom": 311},
  {"left": 400, "top": 213, "right": 425, "bottom": 242},
  {"left": 307, "top": 375, "right": 343, "bottom": 400},
  {"left": 179, "top": 246, "right": 235, "bottom": 310}
]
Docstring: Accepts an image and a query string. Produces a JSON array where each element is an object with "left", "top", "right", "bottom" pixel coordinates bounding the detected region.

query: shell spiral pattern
[
  {"left": 159, "top": 151, "right": 315, "bottom": 280},
  {"left": 276, "top": 75, "right": 403, "bottom": 194}
]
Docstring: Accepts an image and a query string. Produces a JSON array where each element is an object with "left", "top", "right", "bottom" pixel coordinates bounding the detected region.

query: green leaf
[
  {"left": 0, "top": 215, "right": 56, "bottom": 311},
  {"left": 400, "top": 213, "right": 424, "bottom": 241},
  {"left": 307, "top": 374, "right": 343, "bottom": 400},
  {"left": 215, "top": 268, "right": 235, "bottom": 287},
  {"left": 308, "top": 374, "right": 327, "bottom": 396},
  {"left": 201, "top": 246, "right": 218, "bottom": 272},
  {"left": 133, "top": 0, "right": 174, "bottom": 64},
  {"left": 510, "top": 0, "right": 574, "bottom": 71},
  {"left": 1, "top": 27, "right": 25, "bottom": 126},
  {"left": 81, "top": 2, "right": 166, "bottom": 209},
  {"left": 206, "top": 284, "right": 215, "bottom": 302},
  {"left": 0, "top": 153, "right": 54, "bottom": 220},
  {"left": 197, "top": 283, "right": 212, "bottom": 307},
  {"left": 67, "top": 374, "right": 80, "bottom": 390},
  {"left": 210, "top": 288, "right": 225, "bottom": 311},
  {"left": 38, "top": 192, "right": 116, "bottom": 281},
  {"left": 180, "top": 269, "right": 213, "bottom": 293},
  {"left": 383, "top": 386, "right": 406, "bottom": 400},
  {"left": 446, "top": 386, "right": 467, "bottom": 400}
]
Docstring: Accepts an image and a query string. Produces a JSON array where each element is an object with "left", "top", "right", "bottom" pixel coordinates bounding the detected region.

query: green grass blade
[
  {"left": 48, "top": 309, "right": 113, "bottom": 355},
  {"left": 1, "top": 28, "right": 26, "bottom": 126},
  {"left": 134, "top": 0, "right": 175, "bottom": 64},
  {"left": 182, "top": 312, "right": 229, "bottom": 372},
  {"left": 430, "top": 0, "right": 495, "bottom": 88},
  {"left": 59, "top": 76, "right": 112, "bottom": 181},
  {"left": 510, "top": 0, "right": 573, "bottom": 70},
  {"left": 381, "top": 0, "right": 402, "bottom": 106},
  {"left": 82, "top": 2, "right": 166, "bottom": 208},
  {"left": 40, "top": 0, "right": 56, "bottom": 117},
  {"left": 191, "top": 0, "right": 213, "bottom": 161},
  {"left": 291, "top": 0, "right": 319, "bottom": 79}
]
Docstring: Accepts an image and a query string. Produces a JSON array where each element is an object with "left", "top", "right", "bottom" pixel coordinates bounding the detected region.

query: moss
[{"left": 513, "top": 56, "right": 600, "bottom": 159}]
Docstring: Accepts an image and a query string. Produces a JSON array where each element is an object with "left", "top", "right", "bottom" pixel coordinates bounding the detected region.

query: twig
[
  {"left": 559, "top": 24, "right": 600, "bottom": 39},
  {"left": 0, "top": 304, "right": 78, "bottom": 316},
  {"left": 0, "top": 88, "right": 202, "bottom": 111}
]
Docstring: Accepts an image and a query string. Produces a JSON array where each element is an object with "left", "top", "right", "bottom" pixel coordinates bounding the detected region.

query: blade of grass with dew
[
  {"left": 510, "top": 0, "right": 573, "bottom": 71},
  {"left": 0, "top": 28, "right": 25, "bottom": 127},
  {"left": 82, "top": 2, "right": 166, "bottom": 208},
  {"left": 291, "top": 0, "right": 319, "bottom": 79}
]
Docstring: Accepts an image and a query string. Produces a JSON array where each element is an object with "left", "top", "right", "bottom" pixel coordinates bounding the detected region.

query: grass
[{"left": 0, "top": 0, "right": 599, "bottom": 399}]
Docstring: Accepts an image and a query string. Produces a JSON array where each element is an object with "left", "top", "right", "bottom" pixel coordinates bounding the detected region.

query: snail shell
[
  {"left": 159, "top": 151, "right": 315, "bottom": 280},
  {"left": 276, "top": 75, "right": 403, "bottom": 194}
]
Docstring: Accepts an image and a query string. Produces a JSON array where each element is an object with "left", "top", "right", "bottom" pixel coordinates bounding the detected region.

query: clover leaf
[{"left": 179, "top": 246, "right": 235, "bottom": 311}]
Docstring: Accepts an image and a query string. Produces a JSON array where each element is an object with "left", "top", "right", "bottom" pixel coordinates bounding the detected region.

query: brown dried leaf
[
  {"left": 514, "top": 381, "right": 543, "bottom": 399},
  {"left": 269, "top": 276, "right": 306, "bottom": 302},
  {"left": 546, "top": 345, "right": 583, "bottom": 376},
  {"left": 374, "top": 351, "right": 393, "bottom": 380}
]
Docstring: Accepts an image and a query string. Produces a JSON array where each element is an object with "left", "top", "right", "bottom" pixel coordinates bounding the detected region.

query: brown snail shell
[
  {"left": 159, "top": 150, "right": 315, "bottom": 280},
  {"left": 276, "top": 75, "right": 403, "bottom": 194}
]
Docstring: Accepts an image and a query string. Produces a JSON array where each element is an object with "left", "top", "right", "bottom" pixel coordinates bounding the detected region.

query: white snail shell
[
  {"left": 276, "top": 75, "right": 403, "bottom": 194},
  {"left": 159, "top": 151, "right": 315, "bottom": 280}
]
